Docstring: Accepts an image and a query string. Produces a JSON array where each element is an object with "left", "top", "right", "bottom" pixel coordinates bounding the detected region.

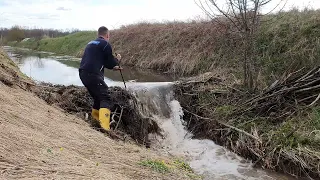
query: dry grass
[
  {"left": 0, "top": 85, "right": 184, "bottom": 180},
  {"left": 0, "top": 49, "right": 193, "bottom": 180},
  {"left": 111, "top": 21, "right": 238, "bottom": 75},
  {"left": 14, "top": 20, "right": 239, "bottom": 76}
]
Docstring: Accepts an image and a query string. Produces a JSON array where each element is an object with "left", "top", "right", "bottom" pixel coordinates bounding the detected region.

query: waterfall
[{"left": 127, "top": 83, "right": 283, "bottom": 180}]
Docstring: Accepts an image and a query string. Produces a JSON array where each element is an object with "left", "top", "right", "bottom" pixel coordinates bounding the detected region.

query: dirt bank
[
  {"left": 0, "top": 48, "right": 195, "bottom": 179},
  {"left": 174, "top": 72, "right": 320, "bottom": 179}
]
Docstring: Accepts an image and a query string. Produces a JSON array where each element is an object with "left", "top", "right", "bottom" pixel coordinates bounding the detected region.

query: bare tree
[{"left": 196, "top": 0, "right": 287, "bottom": 90}]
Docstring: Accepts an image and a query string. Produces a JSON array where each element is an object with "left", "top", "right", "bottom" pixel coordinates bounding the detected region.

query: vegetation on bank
[
  {"left": 175, "top": 71, "right": 320, "bottom": 179},
  {"left": 0, "top": 26, "right": 79, "bottom": 43},
  {"left": 7, "top": 9, "right": 320, "bottom": 85},
  {"left": 138, "top": 159, "right": 200, "bottom": 179},
  {"left": 7, "top": 31, "right": 96, "bottom": 56}
]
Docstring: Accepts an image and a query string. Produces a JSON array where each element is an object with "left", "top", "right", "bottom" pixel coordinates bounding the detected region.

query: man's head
[{"left": 98, "top": 26, "right": 110, "bottom": 41}]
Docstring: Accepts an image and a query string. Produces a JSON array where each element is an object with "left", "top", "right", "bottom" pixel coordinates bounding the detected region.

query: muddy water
[{"left": 3, "top": 46, "right": 295, "bottom": 180}]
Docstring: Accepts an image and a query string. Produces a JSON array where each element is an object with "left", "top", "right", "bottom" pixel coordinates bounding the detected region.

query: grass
[
  {"left": 139, "top": 158, "right": 202, "bottom": 179},
  {"left": 215, "top": 105, "right": 235, "bottom": 116},
  {"left": 272, "top": 108, "right": 320, "bottom": 150},
  {"left": 257, "top": 9, "right": 320, "bottom": 83},
  {"left": 13, "top": 31, "right": 96, "bottom": 56},
  {"left": 139, "top": 159, "right": 170, "bottom": 173}
]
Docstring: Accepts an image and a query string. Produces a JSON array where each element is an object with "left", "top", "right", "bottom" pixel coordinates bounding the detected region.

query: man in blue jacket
[{"left": 79, "top": 26, "right": 122, "bottom": 131}]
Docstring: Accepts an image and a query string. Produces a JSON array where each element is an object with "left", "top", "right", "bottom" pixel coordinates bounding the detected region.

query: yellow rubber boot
[
  {"left": 99, "top": 108, "right": 111, "bottom": 131},
  {"left": 91, "top": 109, "right": 99, "bottom": 121}
]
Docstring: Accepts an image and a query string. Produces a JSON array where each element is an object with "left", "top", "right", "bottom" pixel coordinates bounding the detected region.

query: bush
[{"left": 6, "top": 26, "right": 25, "bottom": 42}]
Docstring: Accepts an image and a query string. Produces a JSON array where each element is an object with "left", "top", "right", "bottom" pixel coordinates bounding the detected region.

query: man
[{"left": 79, "top": 26, "right": 122, "bottom": 131}]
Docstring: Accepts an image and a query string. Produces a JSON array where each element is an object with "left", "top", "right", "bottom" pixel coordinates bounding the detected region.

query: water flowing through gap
[{"left": 3, "top": 46, "right": 294, "bottom": 180}]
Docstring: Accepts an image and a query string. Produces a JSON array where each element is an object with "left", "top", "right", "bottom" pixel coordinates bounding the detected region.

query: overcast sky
[{"left": 0, "top": 0, "right": 319, "bottom": 30}]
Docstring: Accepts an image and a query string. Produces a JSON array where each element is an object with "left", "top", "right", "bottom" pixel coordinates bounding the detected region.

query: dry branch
[{"left": 237, "top": 66, "right": 320, "bottom": 119}]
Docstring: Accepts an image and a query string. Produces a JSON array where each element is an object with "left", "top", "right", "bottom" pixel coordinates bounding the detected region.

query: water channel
[{"left": 3, "top": 46, "right": 294, "bottom": 180}]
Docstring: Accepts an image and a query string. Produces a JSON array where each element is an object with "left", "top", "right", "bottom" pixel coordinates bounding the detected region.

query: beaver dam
[
  {"left": 31, "top": 83, "right": 161, "bottom": 146},
  {"left": 4, "top": 46, "right": 298, "bottom": 179}
]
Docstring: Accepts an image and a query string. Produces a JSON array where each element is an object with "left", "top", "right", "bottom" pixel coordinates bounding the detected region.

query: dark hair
[{"left": 98, "top": 26, "right": 109, "bottom": 36}]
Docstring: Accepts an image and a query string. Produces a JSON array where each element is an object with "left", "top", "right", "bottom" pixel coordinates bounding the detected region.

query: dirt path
[{"left": 0, "top": 49, "right": 191, "bottom": 180}]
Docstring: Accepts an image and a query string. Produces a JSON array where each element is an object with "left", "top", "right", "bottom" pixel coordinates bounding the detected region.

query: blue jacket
[{"left": 79, "top": 36, "right": 118, "bottom": 76}]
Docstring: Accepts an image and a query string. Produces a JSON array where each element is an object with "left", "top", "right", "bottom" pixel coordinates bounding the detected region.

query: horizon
[{"left": 0, "top": 0, "right": 319, "bottom": 31}]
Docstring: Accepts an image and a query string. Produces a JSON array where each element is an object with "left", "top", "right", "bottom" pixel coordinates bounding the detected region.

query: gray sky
[{"left": 0, "top": 0, "right": 319, "bottom": 30}]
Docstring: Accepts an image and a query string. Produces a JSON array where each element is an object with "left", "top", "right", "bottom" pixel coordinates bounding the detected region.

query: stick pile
[{"left": 241, "top": 66, "right": 320, "bottom": 119}]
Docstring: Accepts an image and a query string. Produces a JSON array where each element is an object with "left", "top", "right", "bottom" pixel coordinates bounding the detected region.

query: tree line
[{"left": 0, "top": 25, "right": 80, "bottom": 42}]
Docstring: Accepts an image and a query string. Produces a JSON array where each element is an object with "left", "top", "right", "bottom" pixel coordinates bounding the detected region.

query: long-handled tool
[
  {"left": 115, "top": 53, "right": 127, "bottom": 89},
  {"left": 119, "top": 68, "right": 127, "bottom": 89}
]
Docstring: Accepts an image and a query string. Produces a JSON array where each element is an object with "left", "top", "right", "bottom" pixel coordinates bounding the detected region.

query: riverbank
[
  {"left": 8, "top": 9, "right": 320, "bottom": 82},
  {"left": 0, "top": 48, "right": 198, "bottom": 179},
  {"left": 4, "top": 8, "right": 320, "bottom": 179},
  {"left": 174, "top": 72, "right": 320, "bottom": 179}
]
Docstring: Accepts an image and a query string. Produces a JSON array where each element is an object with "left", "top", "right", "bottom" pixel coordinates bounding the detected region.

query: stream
[{"left": 3, "top": 46, "right": 294, "bottom": 180}]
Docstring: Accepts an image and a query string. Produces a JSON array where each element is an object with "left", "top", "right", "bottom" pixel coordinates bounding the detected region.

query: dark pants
[{"left": 79, "top": 70, "right": 112, "bottom": 110}]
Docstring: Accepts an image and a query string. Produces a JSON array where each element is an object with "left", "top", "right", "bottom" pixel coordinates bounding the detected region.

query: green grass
[
  {"left": 172, "top": 159, "right": 194, "bottom": 173},
  {"left": 14, "top": 31, "right": 96, "bottom": 56},
  {"left": 215, "top": 105, "right": 235, "bottom": 116},
  {"left": 263, "top": 108, "right": 320, "bottom": 151},
  {"left": 139, "top": 159, "right": 170, "bottom": 173},
  {"left": 37, "top": 31, "right": 96, "bottom": 55},
  {"left": 257, "top": 9, "right": 320, "bottom": 83},
  {"left": 138, "top": 158, "right": 202, "bottom": 179}
]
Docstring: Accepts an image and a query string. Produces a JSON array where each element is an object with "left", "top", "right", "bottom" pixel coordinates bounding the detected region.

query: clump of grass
[
  {"left": 268, "top": 107, "right": 320, "bottom": 150},
  {"left": 215, "top": 105, "right": 235, "bottom": 116},
  {"left": 173, "top": 159, "right": 194, "bottom": 173},
  {"left": 139, "top": 159, "right": 170, "bottom": 173},
  {"left": 139, "top": 158, "right": 202, "bottom": 179}
]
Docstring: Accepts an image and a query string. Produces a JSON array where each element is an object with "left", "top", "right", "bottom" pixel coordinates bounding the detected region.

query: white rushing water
[{"left": 131, "top": 84, "right": 292, "bottom": 180}]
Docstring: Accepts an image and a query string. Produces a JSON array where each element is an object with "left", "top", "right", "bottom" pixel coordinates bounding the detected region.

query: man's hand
[
  {"left": 113, "top": 66, "right": 123, "bottom": 71},
  {"left": 115, "top": 53, "right": 121, "bottom": 61}
]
